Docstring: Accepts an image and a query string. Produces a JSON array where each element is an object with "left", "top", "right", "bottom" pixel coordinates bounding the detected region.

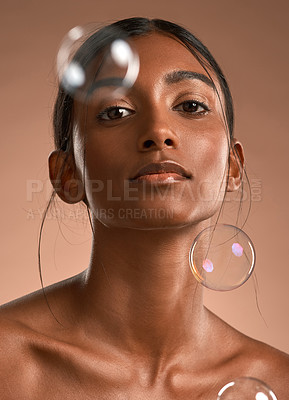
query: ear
[
  {"left": 48, "top": 150, "right": 85, "bottom": 204},
  {"left": 226, "top": 139, "right": 245, "bottom": 192}
]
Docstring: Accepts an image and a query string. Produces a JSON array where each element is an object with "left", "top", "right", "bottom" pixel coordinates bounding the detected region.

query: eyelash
[{"left": 97, "top": 100, "right": 210, "bottom": 121}]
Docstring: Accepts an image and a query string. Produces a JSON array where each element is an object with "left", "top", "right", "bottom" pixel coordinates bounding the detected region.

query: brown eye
[
  {"left": 98, "top": 106, "right": 132, "bottom": 121},
  {"left": 183, "top": 101, "right": 200, "bottom": 112},
  {"left": 174, "top": 100, "right": 209, "bottom": 114}
]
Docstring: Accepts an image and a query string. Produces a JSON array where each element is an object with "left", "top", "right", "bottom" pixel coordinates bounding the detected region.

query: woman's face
[{"left": 72, "top": 32, "right": 230, "bottom": 230}]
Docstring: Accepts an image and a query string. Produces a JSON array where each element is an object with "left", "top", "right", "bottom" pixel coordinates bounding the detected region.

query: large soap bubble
[
  {"left": 189, "top": 224, "right": 255, "bottom": 291},
  {"left": 56, "top": 23, "right": 140, "bottom": 103}
]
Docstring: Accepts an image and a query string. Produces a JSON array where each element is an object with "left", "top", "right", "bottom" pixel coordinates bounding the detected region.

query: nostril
[
  {"left": 143, "top": 140, "right": 154, "bottom": 148},
  {"left": 142, "top": 138, "right": 175, "bottom": 149},
  {"left": 164, "top": 138, "right": 173, "bottom": 146}
]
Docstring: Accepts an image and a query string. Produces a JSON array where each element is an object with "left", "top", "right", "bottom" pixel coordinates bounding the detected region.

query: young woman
[{"left": 0, "top": 17, "right": 288, "bottom": 399}]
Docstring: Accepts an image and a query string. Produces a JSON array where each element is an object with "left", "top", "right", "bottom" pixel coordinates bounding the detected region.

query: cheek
[
  {"left": 76, "top": 134, "right": 130, "bottom": 211},
  {"left": 185, "top": 124, "right": 229, "bottom": 202},
  {"left": 85, "top": 138, "right": 129, "bottom": 183},
  {"left": 73, "top": 122, "right": 124, "bottom": 180},
  {"left": 200, "top": 139, "right": 228, "bottom": 180}
]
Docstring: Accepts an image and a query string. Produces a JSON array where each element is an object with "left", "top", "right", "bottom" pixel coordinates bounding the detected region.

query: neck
[{"left": 76, "top": 219, "right": 211, "bottom": 359}]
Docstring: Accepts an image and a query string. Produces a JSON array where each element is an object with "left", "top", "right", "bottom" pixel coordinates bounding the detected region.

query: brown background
[{"left": 1, "top": 0, "right": 288, "bottom": 353}]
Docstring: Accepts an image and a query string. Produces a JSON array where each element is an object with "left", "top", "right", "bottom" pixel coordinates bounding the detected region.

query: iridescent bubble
[
  {"left": 56, "top": 23, "right": 140, "bottom": 103},
  {"left": 189, "top": 224, "right": 255, "bottom": 291},
  {"left": 217, "top": 377, "right": 278, "bottom": 400}
]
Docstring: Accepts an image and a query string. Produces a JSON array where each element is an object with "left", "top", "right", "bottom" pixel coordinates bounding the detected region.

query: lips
[{"left": 130, "top": 161, "right": 192, "bottom": 182}]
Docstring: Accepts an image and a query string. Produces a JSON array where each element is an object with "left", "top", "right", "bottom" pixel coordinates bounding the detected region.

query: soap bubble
[
  {"left": 217, "top": 377, "right": 278, "bottom": 399},
  {"left": 189, "top": 224, "right": 255, "bottom": 291},
  {"left": 56, "top": 23, "right": 140, "bottom": 103}
]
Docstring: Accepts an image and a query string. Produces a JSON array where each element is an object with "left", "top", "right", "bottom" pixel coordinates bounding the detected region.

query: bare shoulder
[
  {"left": 227, "top": 321, "right": 289, "bottom": 398},
  {"left": 0, "top": 270, "right": 86, "bottom": 346},
  {"left": 243, "top": 335, "right": 289, "bottom": 398},
  {"left": 0, "top": 272, "right": 86, "bottom": 398},
  {"left": 207, "top": 310, "right": 289, "bottom": 398},
  {"left": 0, "top": 271, "right": 84, "bottom": 331},
  {"left": 0, "top": 312, "right": 42, "bottom": 398}
]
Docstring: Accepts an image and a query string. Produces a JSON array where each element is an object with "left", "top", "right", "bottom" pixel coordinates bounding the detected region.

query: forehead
[
  {"left": 129, "top": 32, "right": 218, "bottom": 86},
  {"left": 133, "top": 32, "right": 200, "bottom": 65}
]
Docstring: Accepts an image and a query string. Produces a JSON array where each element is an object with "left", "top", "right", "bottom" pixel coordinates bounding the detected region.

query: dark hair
[{"left": 40, "top": 18, "right": 248, "bottom": 325}]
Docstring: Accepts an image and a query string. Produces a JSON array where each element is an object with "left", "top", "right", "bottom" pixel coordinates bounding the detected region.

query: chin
[{"left": 91, "top": 204, "right": 216, "bottom": 231}]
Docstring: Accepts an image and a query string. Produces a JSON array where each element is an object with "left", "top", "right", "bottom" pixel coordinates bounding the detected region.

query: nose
[{"left": 136, "top": 117, "right": 179, "bottom": 152}]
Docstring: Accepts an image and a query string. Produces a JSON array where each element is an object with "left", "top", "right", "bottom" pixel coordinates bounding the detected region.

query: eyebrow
[
  {"left": 164, "top": 70, "right": 215, "bottom": 89},
  {"left": 88, "top": 70, "right": 216, "bottom": 98}
]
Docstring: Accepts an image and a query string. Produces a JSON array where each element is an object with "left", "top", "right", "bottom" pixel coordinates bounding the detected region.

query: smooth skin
[{"left": 0, "top": 33, "right": 288, "bottom": 399}]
